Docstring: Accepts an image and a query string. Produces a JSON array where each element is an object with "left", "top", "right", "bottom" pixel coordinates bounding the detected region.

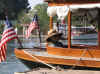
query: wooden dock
[{"left": 15, "top": 68, "right": 100, "bottom": 74}]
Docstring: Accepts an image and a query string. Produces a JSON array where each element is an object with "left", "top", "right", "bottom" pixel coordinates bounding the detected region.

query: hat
[{"left": 46, "top": 29, "right": 62, "bottom": 42}]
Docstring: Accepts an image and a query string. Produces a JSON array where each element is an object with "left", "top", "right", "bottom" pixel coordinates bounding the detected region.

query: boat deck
[{"left": 24, "top": 49, "right": 100, "bottom": 61}]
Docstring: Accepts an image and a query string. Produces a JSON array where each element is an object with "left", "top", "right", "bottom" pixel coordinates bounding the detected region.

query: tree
[
  {"left": 17, "top": 3, "right": 50, "bottom": 34},
  {"left": 17, "top": 10, "right": 31, "bottom": 24},
  {"left": 33, "top": 3, "right": 49, "bottom": 34},
  {"left": 0, "top": 0, "right": 30, "bottom": 20}
]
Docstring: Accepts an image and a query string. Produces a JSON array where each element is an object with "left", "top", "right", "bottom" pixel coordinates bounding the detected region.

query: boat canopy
[
  {"left": 44, "top": 0, "right": 100, "bottom": 4},
  {"left": 45, "top": 0, "right": 100, "bottom": 48},
  {"left": 47, "top": 3, "right": 100, "bottom": 20}
]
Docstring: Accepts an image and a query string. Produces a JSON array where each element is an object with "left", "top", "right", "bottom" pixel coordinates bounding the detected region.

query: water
[
  {"left": 0, "top": 42, "right": 30, "bottom": 74},
  {"left": 72, "top": 33, "right": 98, "bottom": 45},
  {"left": 0, "top": 38, "right": 38, "bottom": 74},
  {"left": 0, "top": 37, "right": 46, "bottom": 74},
  {"left": 0, "top": 34, "right": 98, "bottom": 74}
]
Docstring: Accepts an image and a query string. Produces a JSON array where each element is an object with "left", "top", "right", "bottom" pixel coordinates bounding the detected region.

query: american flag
[
  {"left": 0, "top": 16, "right": 17, "bottom": 63},
  {"left": 25, "top": 15, "right": 38, "bottom": 38}
]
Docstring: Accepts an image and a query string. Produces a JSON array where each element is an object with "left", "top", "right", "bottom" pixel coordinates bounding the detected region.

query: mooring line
[{"left": 23, "top": 50, "right": 56, "bottom": 70}]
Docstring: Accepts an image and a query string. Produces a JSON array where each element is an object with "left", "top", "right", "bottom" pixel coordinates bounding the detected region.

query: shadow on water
[{"left": 19, "top": 58, "right": 100, "bottom": 71}]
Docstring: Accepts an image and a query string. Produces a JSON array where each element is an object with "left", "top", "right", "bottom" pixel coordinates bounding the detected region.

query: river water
[
  {"left": 0, "top": 38, "right": 39, "bottom": 74},
  {"left": 0, "top": 34, "right": 98, "bottom": 74}
]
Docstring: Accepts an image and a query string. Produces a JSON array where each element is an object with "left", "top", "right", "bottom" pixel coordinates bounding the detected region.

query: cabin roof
[{"left": 44, "top": 0, "right": 100, "bottom": 4}]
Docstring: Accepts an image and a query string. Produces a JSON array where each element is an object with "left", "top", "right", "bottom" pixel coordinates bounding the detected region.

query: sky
[{"left": 28, "top": 0, "right": 44, "bottom": 8}]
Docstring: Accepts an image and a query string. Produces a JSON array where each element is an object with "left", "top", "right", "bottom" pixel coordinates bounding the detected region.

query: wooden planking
[
  {"left": 47, "top": 46, "right": 100, "bottom": 58},
  {"left": 14, "top": 69, "right": 100, "bottom": 74},
  {"left": 14, "top": 48, "right": 36, "bottom": 61},
  {"left": 15, "top": 48, "right": 100, "bottom": 68}
]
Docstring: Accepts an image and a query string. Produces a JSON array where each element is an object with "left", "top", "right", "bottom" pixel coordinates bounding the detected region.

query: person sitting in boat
[{"left": 46, "top": 29, "right": 66, "bottom": 47}]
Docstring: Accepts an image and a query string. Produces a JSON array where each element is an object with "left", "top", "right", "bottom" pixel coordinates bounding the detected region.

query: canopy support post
[
  {"left": 68, "top": 9, "right": 71, "bottom": 48},
  {"left": 47, "top": 16, "right": 53, "bottom": 47},
  {"left": 49, "top": 16, "right": 53, "bottom": 30}
]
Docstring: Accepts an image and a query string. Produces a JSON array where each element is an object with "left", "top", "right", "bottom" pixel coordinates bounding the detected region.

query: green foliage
[
  {"left": 0, "top": 0, "right": 30, "bottom": 20},
  {"left": 33, "top": 3, "right": 49, "bottom": 34},
  {"left": 16, "top": 3, "right": 50, "bottom": 34},
  {"left": 0, "top": 24, "right": 4, "bottom": 34},
  {"left": 17, "top": 10, "right": 31, "bottom": 24}
]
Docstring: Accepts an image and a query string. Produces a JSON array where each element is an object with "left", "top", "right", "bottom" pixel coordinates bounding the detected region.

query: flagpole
[
  {"left": 5, "top": 16, "right": 23, "bottom": 48},
  {"left": 16, "top": 37, "right": 23, "bottom": 48},
  {"left": 35, "top": 14, "right": 42, "bottom": 48},
  {"left": 37, "top": 20, "right": 42, "bottom": 48},
  {"left": 37, "top": 26, "right": 42, "bottom": 48}
]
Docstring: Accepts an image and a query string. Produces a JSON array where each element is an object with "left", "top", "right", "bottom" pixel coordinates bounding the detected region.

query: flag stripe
[
  {"left": 0, "top": 16, "right": 17, "bottom": 63},
  {"left": 26, "top": 22, "right": 37, "bottom": 38},
  {"left": 2, "top": 32, "right": 17, "bottom": 40},
  {"left": 3, "top": 27, "right": 13, "bottom": 35},
  {"left": 0, "top": 44, "right": 6, "bottom": 61},
  {"left": 0, "top": 35, "right": 17, "bottom": 47},
  {"left": 25, "top": 15, "right": 38, "bottom": 38},
  {"left": 0, "top": 45, "right": 5, "bottom": 61},
  {"left": 2, "top": 28, "right": 15, "bottom": 37}
]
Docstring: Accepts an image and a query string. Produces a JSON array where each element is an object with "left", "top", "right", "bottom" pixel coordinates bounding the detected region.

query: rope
[
  {"left": 23, "top": 50, "right": 56, "bottom": 70},
  {"left": 22, "top": 47, "right": 94, "bottom": 71}
]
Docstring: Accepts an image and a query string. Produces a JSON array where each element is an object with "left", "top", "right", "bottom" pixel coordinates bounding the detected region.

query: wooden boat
[{"left": 14, "top": 0, "right": 100, "bottom": 69}]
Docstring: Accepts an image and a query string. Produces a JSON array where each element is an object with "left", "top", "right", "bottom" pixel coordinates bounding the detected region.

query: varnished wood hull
[
  {"left": 47, "top": 46, "right": 100, "bottom": 58},
  {"left": 14, "top": 47, "right": 100, "bottom": 68}
]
